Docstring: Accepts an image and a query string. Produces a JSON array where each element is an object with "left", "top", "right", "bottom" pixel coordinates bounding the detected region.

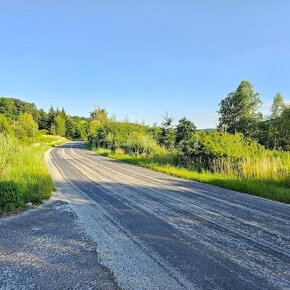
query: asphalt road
[{"left": 1, "top": 141, "right": 290, "bottom": 290}]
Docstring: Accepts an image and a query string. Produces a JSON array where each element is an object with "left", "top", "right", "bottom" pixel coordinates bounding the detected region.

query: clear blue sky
[{"left": 0, "top": 0, "right": 289, "bottom": 128}]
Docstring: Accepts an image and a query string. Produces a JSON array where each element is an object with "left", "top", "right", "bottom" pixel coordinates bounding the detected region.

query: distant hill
[{"left": 198, "top": 128, "right": 216, "bottom": 132}]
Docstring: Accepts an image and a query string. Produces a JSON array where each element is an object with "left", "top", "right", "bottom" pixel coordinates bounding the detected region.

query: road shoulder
[{"left": 0, "top": 191, "right": 118, "bottom": 290}]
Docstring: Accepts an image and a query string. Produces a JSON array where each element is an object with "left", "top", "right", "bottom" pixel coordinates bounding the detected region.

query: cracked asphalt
[{"left": 1, "top": 141, "right": 290, "bottom": 289}]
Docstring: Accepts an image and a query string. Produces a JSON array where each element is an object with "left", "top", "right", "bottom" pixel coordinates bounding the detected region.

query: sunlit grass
[
  {"left": 0, "top": 134, "right": 67, "bottom": 213},
  {"left": 90, "top": 146, "right": 290, "bottom": 204}
]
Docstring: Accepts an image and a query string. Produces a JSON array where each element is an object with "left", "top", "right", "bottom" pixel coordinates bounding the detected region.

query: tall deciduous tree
[
  {"left": 271, "top": 93, "right": 285, "bottom": 118},
  {"left": 218, "top": 80, "right": 262, "bottom": 137},
  {"left": 16, "top": 113, "right": 38, "bottom": 138},
  {"left": 90, "top": 108, "right": 108, "bottom": 123}
]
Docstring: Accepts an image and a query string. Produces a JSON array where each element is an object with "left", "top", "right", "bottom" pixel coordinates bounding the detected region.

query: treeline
[
  {"left": 38, "top": 107, "right": 88, "bottom": 139},
  {"left": 218, "top": 81, "right": 289, "bottom": 151},
  {"left": 89, "top": 106, "right": 288, "bottom": 168},
  {"left": 1, "top": 80, "right": 289, "bottom": 151},
  {"left": 0, "top": 97, "right": 91, "bottom": 141},
  {"left": 89, "top": 81, "right": 290, "bottom": 161},
  {"left": 89, "top": 80, "right": 289, "bottom": 155}
]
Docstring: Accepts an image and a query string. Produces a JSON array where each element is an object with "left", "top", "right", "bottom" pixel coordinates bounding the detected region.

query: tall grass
[
  {"left": 0, "top": 134, "right": 66, "bottom": 213},
  {"left": 90, "top": 146, "right": 290, "bottom": 203},
  {"left": 208, "top": 155, "right": 290, "bottom": 186}
]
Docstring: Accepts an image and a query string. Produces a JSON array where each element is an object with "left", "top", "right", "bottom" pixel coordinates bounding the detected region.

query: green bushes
[
  {"left": 174, "top": 131, "right": 290, "bottom": 188},
  {"left": 91, "top": 121, "right": 163, "bottom": 156},
  {"left": 90, "top": 126, "right": 290, "bottom": 203}
]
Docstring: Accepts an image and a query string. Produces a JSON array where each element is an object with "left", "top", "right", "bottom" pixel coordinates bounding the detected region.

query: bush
[
  {"left": 176, "top": 131, "right": 271, "bottom": 166},
  {"left": 91, "top": 121, "right": 163, "bottom": 156},
  {"left": 174, "top": 131, "right": 290, "bottom": 186}
]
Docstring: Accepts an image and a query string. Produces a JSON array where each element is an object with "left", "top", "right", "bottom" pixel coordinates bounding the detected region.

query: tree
[
  {"left": 38, "top": 109, "right": 49, "bottom": 130},
  {"left": 151, "top": 124, "right": 163, "bottom": 145},
  {"left": 273, "top": 106, "right": 290, "bottom": 150},
  {"left": 88, "top": 120, "right": 101, "bottom": 136},
  {"left": 53, "top": 115, "right": 66, "bottom": 137},
  {"left": 176, "top": 133, "right": 199, "bottom": 165},
  {"left": 279, "top": 106, "right": 290, "bottom": 150},
  {"left": 161, "top": 112, "right": 174, "bottom": 128},
  {"left": 0, "top": 114, "right": 13, "bottom": 135},
  {"left": 65, "top": 117, "right": 86, "bottom": 140},
  {"left": 258, "top": 93, "right": 287, "bottom": 150},
  {"left": 271, "top": 93, "right": 285, "bottom": 118},
  {"left": 160, "top": 113, "right": 176, "bottom": 149},
  {"left": 0, "top": 97, "right": 39, "bottom": 121},
  {"left": 15, "top": 113, "right": 38, "bottom": 139},
  {"left": 175, "top": 117, "right": 196, "bottom": 144},
  {"left": 65, "top": 117, "right": 75, "bottom": 139},
  {"left": 60, "top": 107, "right": 67, "bottom": 118},
  {"left": 0, "top": 98, "right": 14, "bottom": 119},
  {"left": 218, "top": 80, "right": 262, "bottom": 137},
  {"left": 48, "top": 106, "right": 56, "bottom": 127},
  {"left": 90, "top": 108, "right": 108, "bottom": 123}
]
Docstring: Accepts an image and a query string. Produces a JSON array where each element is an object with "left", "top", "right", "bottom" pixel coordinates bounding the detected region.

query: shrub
[{"left": 91, "top": 121, "right": 163, "bottom": 156}]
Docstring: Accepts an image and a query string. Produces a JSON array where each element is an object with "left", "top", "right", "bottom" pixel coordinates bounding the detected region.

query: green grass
[
  {"left": 0, "top": 134, "right": 67, "bottom": 213},
  {"left": 89, "top": 146, "right": 290, "bottom": 204}
]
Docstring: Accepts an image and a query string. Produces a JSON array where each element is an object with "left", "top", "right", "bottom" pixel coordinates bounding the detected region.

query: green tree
[
  {"left": 90, "top": 108, "right": 108, "bottom": 123},
  {"left": 0, "top": 98, "right": 14, "bottom": 119},
  {"left": 271, "top": 93, "right": 285, "bottom": 118},
  {"left": 259, "top": 94, "right": 288, "bottom": 150},
  {"left": 151, "top": 123, "right": 163, "bottom": 145},
  {"left": 65, "top": 117, "right": 86, "bottom": 140},
  {"left": 0, "top": 114, "right": 13, "bottom": 135},
  {"left": 276, "top": 106, "right": 290, "bottom": 150},
  {"left": 218, "top": 80, "right": 262, "bottom": 137},
  {"left": 15, "top": 113, "right": 38, "bottom": 139},
  {"left": 88, "top": 120, "right": 101, "bottom": 136},
  {"left": 49, "top": 124, "right": 56, "bottom": 135},
  {"left": 65, "top": 117, "right": 74, "bottom": 139},
  {"left": 175, "top": 117, "right": 196, "bottom": 144},
  {"left": 38, "top": 109, "right": 49, "bottom": 130},
  {"left": 48, "top": 106, "right": 56, "bottom": 127},
  {"left": 0, "top": 97, "right": 39, "bottom": 121},
  {"left": 60, "top": 107, "right": 67, "bottom": 118},
  {"left": 160, "top": 113, "right": 176, "bottom": 149},
  {"left": 54, "top": 115, "right": 66, "bottom": 137}
]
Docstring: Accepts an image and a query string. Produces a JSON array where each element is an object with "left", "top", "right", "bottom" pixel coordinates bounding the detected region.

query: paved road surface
[{"left": 1, "top": 141, "right": 290, "bottom": 289}]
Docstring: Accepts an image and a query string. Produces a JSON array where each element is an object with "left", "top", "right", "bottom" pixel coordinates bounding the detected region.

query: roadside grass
[
  {"left": 89, "top": 146, "right": 290, "bottom": 204},
  {"left": 0, "top": 134, "right": 67, "bottom": 213}
]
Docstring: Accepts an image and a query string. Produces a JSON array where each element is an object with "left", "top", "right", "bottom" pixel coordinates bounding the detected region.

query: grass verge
[
  {"left": 0, "top": 135, "right": 67, "bottom": 214},
  {"left": 89, "top": 146, "right": 290, "bottom": 204}
]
